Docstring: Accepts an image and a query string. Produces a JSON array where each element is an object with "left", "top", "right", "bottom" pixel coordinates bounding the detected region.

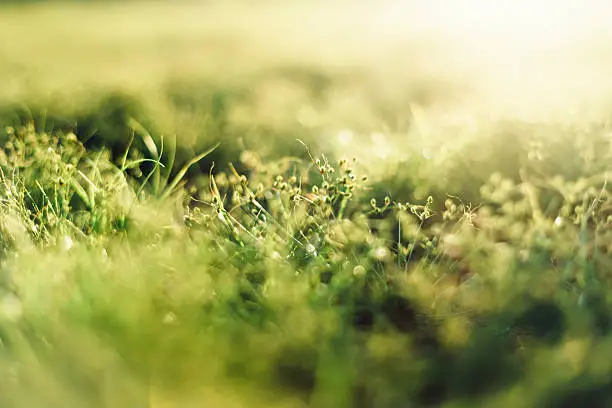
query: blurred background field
[
  {"left": 1, "top": 0, "right": 612, "bottom": 195},
  {"left": 0, "top": 1, "right": 611, "bottom": 407}
]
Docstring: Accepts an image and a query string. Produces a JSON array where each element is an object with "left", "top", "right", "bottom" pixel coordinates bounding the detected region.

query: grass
[{"left": 0, "top": 1, "right": 611, "bottom": 407}]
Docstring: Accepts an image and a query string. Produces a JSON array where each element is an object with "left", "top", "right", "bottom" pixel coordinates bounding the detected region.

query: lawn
[{"left": 0, "top": 1, "right": 610, "bottom": 407}]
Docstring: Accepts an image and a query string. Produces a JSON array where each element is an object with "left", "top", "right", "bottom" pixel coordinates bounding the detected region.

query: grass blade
[{"left": 160, "top": 142, "right": 220, "bottom": 200}]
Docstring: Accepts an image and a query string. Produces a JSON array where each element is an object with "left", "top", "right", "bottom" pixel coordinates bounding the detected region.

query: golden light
[{"left": 373, "top": 0, "right": 612, "bottom": 120}]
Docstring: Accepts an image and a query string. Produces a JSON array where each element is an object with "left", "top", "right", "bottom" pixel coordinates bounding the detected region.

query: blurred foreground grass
[{"left": 0, "top": 1, "right": 611, "bottom": 407}]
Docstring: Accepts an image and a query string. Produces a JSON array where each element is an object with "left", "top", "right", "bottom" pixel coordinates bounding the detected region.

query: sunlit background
[
  {"left": 1, "top": 0, "right": 610, "bottom": 216},
  {"left": 0, "top": 2, "right": 611, "bottom": 407},
  {"left": 2, "top": 0, "right": 612, "bottom": 117}
]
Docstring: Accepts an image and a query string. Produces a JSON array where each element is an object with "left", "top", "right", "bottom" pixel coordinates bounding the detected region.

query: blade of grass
[
  {"left": 128, "top": 117, "right": 164, "bottom": 194},
  {"left": 160, "top": 142, "right": 220, "bottom": 201},
  {"left": 159, "top": 133, "right": 177, "bottom": 192}
]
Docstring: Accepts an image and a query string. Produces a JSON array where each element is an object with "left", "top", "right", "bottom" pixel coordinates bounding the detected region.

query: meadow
[{"left": 0, "top": 1, "right": 610, "bottom": 407}]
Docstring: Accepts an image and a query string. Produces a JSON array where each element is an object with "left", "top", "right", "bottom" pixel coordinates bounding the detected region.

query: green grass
[{"left": 0, "top": 1, "right": 611, "bottom": 407}]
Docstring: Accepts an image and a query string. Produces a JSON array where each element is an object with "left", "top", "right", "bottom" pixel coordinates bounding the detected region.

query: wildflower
[
  {"left": 372, "top": 247, "right": 389, "bottom": 261},
  {"left": 305, "top": 243, "right": 317, "bottom": 257},
  {"left": 61, "top": 235, "right": 74, "bottom": 252},
  {"left": 353, "top": 265, "right": 366, "bottom": 277}
]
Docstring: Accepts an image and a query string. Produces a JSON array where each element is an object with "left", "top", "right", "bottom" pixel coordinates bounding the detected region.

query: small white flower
[
  {"left": 554, "top": 216, "right": 563, "bottom": 227},
  {"left": 305, "top": 243, "right": 317, "bottom": 257},
  {"left": 372, "top": 247, "right": 389, "bottom": 261},
  {"left": 353, "top": 265, "right": 366, "bottom": 277},
  {"left": 61, "top": 236, "right": 73, "bottom": 251}
]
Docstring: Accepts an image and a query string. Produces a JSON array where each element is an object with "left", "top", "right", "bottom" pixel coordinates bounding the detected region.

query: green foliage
[
  {"left": 0, "top": 3, "right": 610, "bottom": 405},
  {"left": 0, "top": 114, "right": 608, "bottom": 407}
]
